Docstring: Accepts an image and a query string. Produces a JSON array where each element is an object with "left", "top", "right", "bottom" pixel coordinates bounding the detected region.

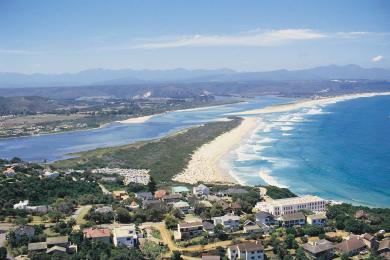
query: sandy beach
[
  {"left": 173, "top": 117, "right": 258, "bottom": 184},
  {"left": 174, "top": 91, "right": 390, "bottom": 186},
  {"left": 117, "top": 115, "right": 155, "bottom": 124},
  {"left": 229, "top": 92, "right": 390, "bottom": 115}
]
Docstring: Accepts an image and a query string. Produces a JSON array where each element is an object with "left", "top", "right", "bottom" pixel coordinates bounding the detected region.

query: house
[
  {"left": 227, "top": 241, "right": 264, "bottom": 260},
  {"left": 46, "top": 246, "right": 67, "bottom": 255},
  {"left": 303, "top": 239, "right": 335, "bottom": 260},
  {"left": 3, "top": 167, "right": 16, "bottom": 177},
  {"left": 255, "top": 211, "right": 276, "bottom": 226},
  {"left": 176, "top": 221, "right": 204, "bottom": 240},
  {"left": 154, "top": 189, "right": 167, "bottom": 199},
  {"left": 243, "top": 220, "right": 262, "bottom": 234},
  {"left": 27, "top": 205, "right": 50, "bottom": 214},
  {"left": 255, "top": 195, "right": 326, "bottom": 216},
  {"left": 28, "top": 242, "right": 47, "bottom": 256},
  {"left": 112, "top": 190, "right": 128, "bottom": 200},
  {"left": 46, "top": 236, "right": 69, "bottom": 248},
  {"left": 355, "top": 210, "right": 369, "bottom": 219},
  {"left": 13, "top": 200, "right": 29, "bottom": 210},
  {"left": 212, "top": 214, "right": 240, "bottom": 232},
  {"left": 378, "top": 238, "right": 390, "bottom": 258},
  {"left": 172, "top": 186, "right": 190, "bottom": 195},
  {"left": 277, "top": 212, "right": 306, "bottom": 227},
  {"left": 173, "top": 201, "right": 191, "bottom": 214},
  {"left": 128, "top": 201, "right": 140, "bottom": 210},
  {"left": 229, "top": 202, "right": 242, "bottom": 214},
  {"left": 142, "top": 199, "right": 164, "bottom": 209},
  {"left": 218, "top": 188, "right": 248, "bottom": 197},
  {"left": 202, "top": 221, "right": 215, "bottom": 235},
  {"left": 306, "top": 213, "right": 327, "bottom": 226},
  {"left": 113, "top": 225, "right": 139, "bottom": 248},
  {"left": 95, "top": 206, "right": 113, "bottom": 214},
  {"left": 193, "top": 184, "right": 210, "bottom": 196},
  {"left": 83, "top": 228, "right": 111, "bottom": 244},
  {"left": 135, "top": 192, "right": 154, "bottom": 202},
  {"left": 43, "top": 171, "right": 59, "bottom": 179},
  {"left": 13, "top": 226, "right": 35, "bottom": 241},
  {"left": 162, "top": 194, "right": 183, "bottom": 204},
  {"left": 336, "top": 236, "right": 366, "bottom": 257},
  {"left": 362, "top": 233, "right": 378, "bottom": 249}
]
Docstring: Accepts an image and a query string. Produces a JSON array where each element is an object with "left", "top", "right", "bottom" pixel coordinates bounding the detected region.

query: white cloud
[
  {"left": 371, "top": 55, "right": 384, "bottom": 62},
  {"left": 132, "top": 29, "right": 328, "bottom": 49},
  {"left": 0, "top": 48, "right": 47, "bottom": 55}
]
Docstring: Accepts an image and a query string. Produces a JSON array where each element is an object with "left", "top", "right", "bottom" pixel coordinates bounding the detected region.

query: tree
[
  {"left": 0, "top": 247, "right": 7, "bottom": 260},
  {"left": 285, "top": 234, "right": 298, "bottom": 249},
  {"left": 171, "top": 251, "right": 182, "bottom": 260},
  {"left": 295, "top": 247, "right": 308, "bottom": 260},
  {"left": 116, "top": 207, "right": 131, "bottom": 223},
  {"left": 164, "top": 214, "right": 178, "bottom": 229},
  {"left": 340, "top": 253, "right": 350, "bottom": 260},
  {"left": 148, "top": 177, "right": 156, "bottom": 193}
]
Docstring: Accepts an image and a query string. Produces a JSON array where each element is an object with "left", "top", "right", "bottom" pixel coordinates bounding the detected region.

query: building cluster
[{"left": 92, "top": 167, "right": 151, "bottom": 185}]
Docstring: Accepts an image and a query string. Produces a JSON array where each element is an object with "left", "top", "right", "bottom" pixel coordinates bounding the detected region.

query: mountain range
[{"left": 1, "top": 65, "right": 390, "bottom": 88}]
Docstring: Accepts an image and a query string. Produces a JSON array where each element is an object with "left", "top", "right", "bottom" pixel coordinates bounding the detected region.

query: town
[{"left": 0, "top": 159, "right": 389, "bottom": 260}]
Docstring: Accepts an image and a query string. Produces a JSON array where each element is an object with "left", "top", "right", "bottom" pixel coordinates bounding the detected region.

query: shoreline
[
  {"left": 175, "top": 91, "right": 390, "bottom": 188},
  {"left": 173, "top": 117, "right": 258, "bottom": 184},
  {"left": 229, "top": 92, "right": 390, "bottom": 115}
]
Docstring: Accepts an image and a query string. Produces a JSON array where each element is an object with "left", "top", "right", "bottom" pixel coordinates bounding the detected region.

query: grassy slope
[{"left": 54, "top": 117, "right": 242, "bottom": 185}]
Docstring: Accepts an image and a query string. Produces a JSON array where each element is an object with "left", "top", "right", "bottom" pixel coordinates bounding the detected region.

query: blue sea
[
  {"left": 1, "top": 95, "right": 389, "bottom": 207},
  {"left": 224, "top": 95, "right": 390, "bottom": 207}
]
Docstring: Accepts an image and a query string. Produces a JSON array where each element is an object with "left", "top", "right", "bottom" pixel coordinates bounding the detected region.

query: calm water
[
  {"left": 225, "top": 95, "right": 390, "bottom": 207},
  {"left": 0, "top": 96, "right": 291, "bottom": 162}
]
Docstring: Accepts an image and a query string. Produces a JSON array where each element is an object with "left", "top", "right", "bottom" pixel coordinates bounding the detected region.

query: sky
[{"left": 0, "top": 0, "right": 389, "bottom": 74}]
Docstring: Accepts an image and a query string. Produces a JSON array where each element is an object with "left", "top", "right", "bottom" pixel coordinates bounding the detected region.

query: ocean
[{"left": 224, "top": 95, "right": 390, "bottom": 207}]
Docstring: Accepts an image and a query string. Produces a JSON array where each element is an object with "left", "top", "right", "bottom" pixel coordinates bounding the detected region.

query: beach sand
[
  {"left": 173, "top": 117, "right": 258, "bottom": 184},
  {"left": 229, "top": 92, "right": 390, "bottom": 115},
  {"left": 117, "top": 115, "right": 155, "bottom": 124},
  {"left": 174, "top": 91, "right": 390, "bottom": 186}
]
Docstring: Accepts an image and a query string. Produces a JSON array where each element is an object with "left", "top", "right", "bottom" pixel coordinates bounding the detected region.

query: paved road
[
  {"left": 0, "top": 223, "right": 15, "bottom": 260},
  {"left": 71, "top": 205, "right": 92, "bottom": 225}
]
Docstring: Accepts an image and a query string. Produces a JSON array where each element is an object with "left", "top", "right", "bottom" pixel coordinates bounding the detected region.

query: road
[
  {"left": 0, "top": 223, "right": 15, "bottom": 259},
  {"left": 98, "top": 183, "right": 111, "bottom": 195},
  {"left": 71, "top": 205, "right": 92, "bottom": 225}
]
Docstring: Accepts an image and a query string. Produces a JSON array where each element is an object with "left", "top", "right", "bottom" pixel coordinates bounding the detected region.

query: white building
[
  {"left": 254, "top": 195, "right": 326, "bottom": 216},
  {"left": 307, "top": 213, "right": 327, "bottom": 226},
  {"left": 44, "top": 171, "right": 60, "bottom": 179},
  {"left": 193, "top": 184, "right": 210, "bottom": 196},
  {"left": 112, "top": 225, "right": 138, "bottom": 248},
  {"left": 227, "top": 241, "right": 264, "bottom": 260},
  {"left": 14, "top": 200, "right": 29, "bottom": 210},
  {"left": 212, "top": 215, "right": 240, "bottom": 232}
]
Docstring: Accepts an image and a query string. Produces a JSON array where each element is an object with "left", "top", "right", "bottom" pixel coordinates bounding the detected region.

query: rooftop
[
  {"left": 113, "top": 225, "right": 137, "bottom": 238},
  {"left": 172, "top": 186, "right": 190, "bottom": 193},
  {"left": 28, "top": 242, "right": 47, "bottom": 251},
  {"left": 257, "top": 195, "right": 325, "bottom": 207},
  {"left": 229, "top": 241, "right": 263, "bottom": 252},
  {"left": 278, "top": 212, "right": 306, "bottom": 221},
  {"left": 178, "top": 221, "right": 203, "bottom": 228},
  {"left": 46, "top": 236, "right": 68, "bottom": 245},
  {"left": 307, "top": 213, "right": 327, "bottom": 220},
  {"left": 83, "top": 228, "right": 110, "bottom": 238},
  {"left": 303, "top": 239, "right": 334, "bottom": 254},
  {"left": 336, "top": 237, "right": 366, "bottom": 253}
]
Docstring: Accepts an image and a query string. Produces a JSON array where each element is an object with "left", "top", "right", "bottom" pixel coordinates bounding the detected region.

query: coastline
[
  {"left": 117, "top": 114, "right": 156, "bottom": 124},
  {"left": 175, "top": 91, "right": 390, "bottom": 188},
  {"left": 229, "top": 92, "right": 390, "bottom": 115},
  {"left": 173, "top": 117, "right": 258, "bottom": 184}
]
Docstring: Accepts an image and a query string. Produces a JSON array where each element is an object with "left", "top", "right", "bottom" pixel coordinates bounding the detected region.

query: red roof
[
  {"left": 83, "top": 228, "right": 110, "bottom": 238},
  {"left": 154, "top": 190, "right": 167, "bottom": 199}
]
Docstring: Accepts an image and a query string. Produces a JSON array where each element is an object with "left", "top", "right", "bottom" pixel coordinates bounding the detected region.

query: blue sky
[{"left": 0, "top": 0, "right": 389, "bottom": 73}]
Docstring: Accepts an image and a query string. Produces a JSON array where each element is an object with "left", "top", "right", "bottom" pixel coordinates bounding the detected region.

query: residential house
[
  {"left": 336, "top": 236, "right": 366, "bottom": 257},
  {"left": 202, "top": 221, "right": 215, "bottom": 235},
  {"left": 27, "top": 242, "right": 47, "bottom": 256},
  {"left": 162, "top": 194, "right": 183, "bottom": 204},
  {"left": 135, "top": 192, "right": 154, "bottom": 202},
  {"left": 173, "top": 201, "right": 191, "bottom": 214},
  {"left": 46, "top": 236, "right": 69, "bottom": 248},
  {"left": 277, "top": 212, "right": 306, "bottom": 227},
  {"left": 362, "top": 233, "right": 378, "bottom": 249},
  {"left": 83, "top": 228, "right": 111, "bottom": 244},
  {"left": 154, "top": 189, "right": 167, "bottom": 199},
  {"left": 255, "top": 195, "right": 326, "bottom": 216},
  {"left": 13, "top": 200, "right": 29, "bottom": 210},
  {"left": 46, "top": 246, "right": 67, "bottom": 255},
  {"left": 112, "top": 190, "right": 128, "bottom": 200},
  {"left": 43, "top": 171, "right": 59, "bottom": 179},
  {"left": 378, "top": 238, "right": 390, "bottom": 258},
  {"left": 27, "top": 205, "right": 50, "bottom": 214},
  {"left": 128, "top": 201, "right": 139, "bottom": 210},
  {"left": 306, "top": 213, "right": 327, "bottom": 226},
  {"left": 13, "top": 226, "right": 35, "bottom": 241},
  {"left": 212, "top": 215, "right": 240, "bottom": 232},
  {"left": 142, "top": 199, "right": 165, "bottom": 209},
  {"left": 94, "top": 206, "right": 113, "bottom": 214},
  {"left": 176, "top": 221, "right": 204, "bottom": 240},
  {"left": 303, "top": 239, "right": 335, "bottom": 260},
  {"left": 3, "top": 167, "right": 16, "bottom": 177},
  {"left": 172, "top": 186, "right": 190, "bottom": 195},
  {"left": 227, "top": 241, "right": 264, "bottom": 260},
  {"left": 355, "top": 210, "right": 369, "bottom": 219},
  {"left": 243, "top": 220, "right": 261, "bottom": 234},
  {"left": 255, "top": 211, "right": 276, "bottom": 226},
  {"left": 193, "top": 184, "right": 210, "bottom": 196},
  {"left": 113, "top": 225, "right": 139, "bottom": 248},
  {"left": 218, "top": 188, "right": 248, "bottom": 197}
]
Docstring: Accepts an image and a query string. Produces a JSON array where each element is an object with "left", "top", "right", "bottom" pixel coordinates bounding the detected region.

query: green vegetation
[
  {"left": 264, "top": 185, "right": 297, "bottom": 199},
  {"left": 326, "top": 203, "right": 390, "bottom": 233},
  {"left": 54, "top": 118, "right": 242, "bottom": 184}
]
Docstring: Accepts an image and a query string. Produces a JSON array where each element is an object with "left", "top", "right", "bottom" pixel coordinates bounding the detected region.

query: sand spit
[
  {"left": 117, "top": 115, "right": 155, "bottom": 124},
  {"left": 173, "top": 117, "right": 258, "bottom": 184}
]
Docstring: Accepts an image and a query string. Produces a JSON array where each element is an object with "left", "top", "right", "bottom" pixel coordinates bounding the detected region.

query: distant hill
[
  {"left": 1, "top": 65, "right": 390, "bottom": 88},
  {"left": 0, "top": 96, "right": 62, "bottom": 115}
]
